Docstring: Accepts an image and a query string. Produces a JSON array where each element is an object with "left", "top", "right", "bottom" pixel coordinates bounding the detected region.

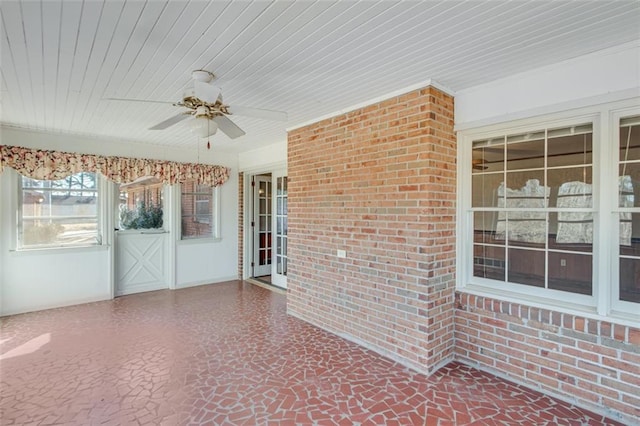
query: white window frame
[
  {"left": 16, "top": 170, "right": 104, "bottom": 250},
  {"left": 610, "top": 108, "right": 640, "bottom": 318},
  {"left": 179, "top": 184, "right": 221, "bottom": 241},
  {"left": 457, "top": 100, "right": 640, "bottom": 324}
]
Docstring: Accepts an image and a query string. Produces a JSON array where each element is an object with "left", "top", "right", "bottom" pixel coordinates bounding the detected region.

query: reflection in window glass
[
  {"left": 619, "top": 213, "right": 640, "bottom": 302},
  {"left": 119, "top": 177, "right": 164, "bottom": 230},
  {"left": 508, "top": 248, "right": 545, "bottom": 288},
  {"left": 471, "top": 123, "right": 594, "bottom": 295},
  {"left": 619, "top": 118, "right": 640, "bottom": 303},
  {"left": 181, "top": 180, "right": 214, "bottom": 239}
]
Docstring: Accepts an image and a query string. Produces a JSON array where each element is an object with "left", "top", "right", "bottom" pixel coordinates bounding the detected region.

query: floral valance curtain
[{"left": 0, "top": 145, "right": 230, "bottom": 187}]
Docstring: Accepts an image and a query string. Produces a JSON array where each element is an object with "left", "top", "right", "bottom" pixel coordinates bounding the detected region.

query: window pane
[
  {"left": 549, "top": 167, "right": 592, "bottom": 208},
  {"left": 181, "top": 216, "right": 212, "bottom": 239},
  {"left": 548, "top": 132, "right": 592, "bottom": 168},
  {"left": 472, "top": 173, "right": 503, "bottom": 207},
  {"left": 548, "top": 213, "right": 593, "bottom": 253},
  {"left": 196, "top": 184, "right": 210, "bottom": 193},
  {"left": 619, "top": 164, "right": 640, "bottom": 208},
  {"left": 508, "top": 248, "right": 545, "bottom": 288},
  {"left": 473, "top": 245, "right": 505, "bottom": 281},
  {"left": 555, "top": 215, "right": 593, "bottom": 247},
  {"left": 22, "top": 218, "right": 98, "bottom": 247},
  {"left": 620, "top": 213, "right": 640, "bottom": 303},
  {"left": 506, "top": 138, "right": 545, "bottom": 170},
  {"left": 620, "top": 117, "right": 640, "bottom": 162},
  {"left": 504, "top": 172, "right": 546, "bottom": 203},
  {"left": 496, "top": 212, "right": 546, "bottom": 248},
  {"left": 472, "top": 143, "right": 504, "bottom": 173},
  {"left": 619, "top": 118, "right": 640, "bottom": 305},
  {"left": 473, "top": 211, "right": 503, "bottom": 245},
  {"left": 548, "top": 252, "right": 592, "bottom": 295},
  {"left": 21, "top": 172, "right": 99, "bottom": 248},
  {"left": 620, "top": 258, "right": 640, "bottom": 303},
  {"left": 181, "top": 180, "right": 213, "bottom": 239}
]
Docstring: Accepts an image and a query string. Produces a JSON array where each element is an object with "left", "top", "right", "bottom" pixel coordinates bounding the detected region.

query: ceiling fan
[{"left": 107, "top": 70, "right": 287, "bottom": 139}]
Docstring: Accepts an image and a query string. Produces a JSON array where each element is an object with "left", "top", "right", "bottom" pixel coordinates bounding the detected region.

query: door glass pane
[
  {"left": 119, "top": 177, "right": 163, "bottom": 230},
  {"left": 275, "top": 176, "right": 288, "bottom": 276}
]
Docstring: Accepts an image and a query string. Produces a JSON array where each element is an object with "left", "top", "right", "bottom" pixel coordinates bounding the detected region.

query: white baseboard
[
  {"left": 1, "top": 294, "right": 112, "bottom": 317},
  {"left": 175, "top": 275, "right": 238, "bottom": 290}
]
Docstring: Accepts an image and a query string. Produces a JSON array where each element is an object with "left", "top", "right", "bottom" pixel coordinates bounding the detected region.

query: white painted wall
[
  {"left": 175, "top": 171, "right": 239, "bottom": 288},
  {"left": 455, "top": 41, "right": 640, "bottom": 129},
  {"left": 0, "top": 127, "right": 239, "bottom": 315},
  {"left": 238, "top": 140, "right": 287, "bottom": 171}
]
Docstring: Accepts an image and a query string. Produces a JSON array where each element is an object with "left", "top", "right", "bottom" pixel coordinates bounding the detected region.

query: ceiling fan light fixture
[
  {"left": 192, "top": 70, "right": 214, "bottom": 83},
  {"left": 190, "top": 115, "right": 217, "bottom": 138}
]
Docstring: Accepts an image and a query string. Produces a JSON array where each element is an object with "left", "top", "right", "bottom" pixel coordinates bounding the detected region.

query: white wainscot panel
[{"left": 1, "top": 248, "right": 111, "bottom": 316}]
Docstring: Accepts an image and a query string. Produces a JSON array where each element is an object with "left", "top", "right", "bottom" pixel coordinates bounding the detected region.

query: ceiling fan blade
[
  {"left": 226, "top": 105, "right": 287, "bottom": 121},
  {"left": 194, "top": 81, "right": 221, "bottom": 104},
  {"left": 213, "top": 115, "right": 246, "bottom": 139},
  {"left": 149, "top": 113, "right": 189, "bottom": 130},
  {"left": 104, "top": 97, "right": 174, "bottom": 105}
]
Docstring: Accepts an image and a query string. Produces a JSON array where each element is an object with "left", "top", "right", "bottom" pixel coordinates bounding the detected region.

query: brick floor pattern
[{"left": 0, "top": 281, "right": 624, "bottom": 425}]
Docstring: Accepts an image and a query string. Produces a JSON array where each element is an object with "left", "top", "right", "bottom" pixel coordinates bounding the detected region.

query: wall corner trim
[{"left": 286, "top": 79, "right": 455, "bottom": 132}]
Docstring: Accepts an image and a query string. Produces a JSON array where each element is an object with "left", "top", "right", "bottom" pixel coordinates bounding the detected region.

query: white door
[
  {"left": 271, "top": 170, "right": 287, "bottom": 288},
  {"left": 115, "top": 230, "right": 169, "bottom": 296},
  {"left": 253, "top": 175, "right": 272, "bottom": 277},
  {"left": 115, "top": 178, "right": 170, "bottom": 296}
]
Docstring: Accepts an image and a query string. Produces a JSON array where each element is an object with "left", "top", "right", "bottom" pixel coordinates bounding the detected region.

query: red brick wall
[
  {"left": 287, "top": 86, "right": 456, "bottom": 372},
  {"left": 455, "top": 293, "right": 640, "bottom": 422}
]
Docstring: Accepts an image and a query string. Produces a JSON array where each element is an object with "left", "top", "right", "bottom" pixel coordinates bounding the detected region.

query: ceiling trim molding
[{"left": 286, "top": 79, "right": 455, "bottom": 132}]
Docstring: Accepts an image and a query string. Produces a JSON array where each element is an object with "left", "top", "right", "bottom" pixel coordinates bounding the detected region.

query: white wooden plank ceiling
[{"left": 1, "top": 0, "right": 639, "bottom": 154}]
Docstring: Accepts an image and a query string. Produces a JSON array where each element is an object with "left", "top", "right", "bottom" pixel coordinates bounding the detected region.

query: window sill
[
  {"left": 177, "top": 237, "right": 222, "bottom": 245},
  {"left": 10, "top": 244, "right": 110, "bottom": 256},
  {"left": 457, "top": 284, "right": 640, "bottom": 328}
]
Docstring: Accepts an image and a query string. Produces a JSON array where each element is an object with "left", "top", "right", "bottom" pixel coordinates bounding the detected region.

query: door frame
[
  {"left": 111, "top": 181, "right": 177, "bottom": 297},
  {"left": 241, "top": 163, "right": 286, "bottom": 287},
  {"left": 271, "top": 169, "right": 288, "bottom": 289}
]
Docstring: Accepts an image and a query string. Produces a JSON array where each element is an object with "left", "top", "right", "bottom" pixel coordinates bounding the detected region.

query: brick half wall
[
  {"left": 455, "top": 292, "right": 640, "bottom": 423},
  {"left": 287, "top": 86, "right": 456, "bottom": 373}
]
